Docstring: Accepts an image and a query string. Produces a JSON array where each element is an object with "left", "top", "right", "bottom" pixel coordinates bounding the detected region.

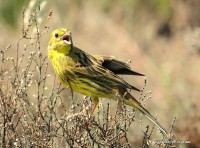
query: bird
[{"left": 48, "top": 28, "right": 168, "bottom": 136}]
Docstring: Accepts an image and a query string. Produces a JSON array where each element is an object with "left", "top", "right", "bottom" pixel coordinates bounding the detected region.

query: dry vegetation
[
  {"left": 0, "top": 0, "right": 200, "bottom": 147},
  {"left": 0, "top": 7, "right": 174, "bottom": 147}
]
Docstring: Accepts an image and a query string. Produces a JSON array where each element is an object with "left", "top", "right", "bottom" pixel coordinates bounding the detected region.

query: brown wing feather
[
  {"left": 96, "top": 56, "right": 144, "bottom": 76},
  {"left": 70, "top": 47, "right": 141, "bottom": 91}
]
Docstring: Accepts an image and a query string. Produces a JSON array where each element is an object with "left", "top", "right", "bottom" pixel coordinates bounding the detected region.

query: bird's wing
[
  {"left": 94, "top": 55, "right": 144, "bottom": 76},
  {"left": 68, "top": 47, "right": 140, "bottom": 91}
]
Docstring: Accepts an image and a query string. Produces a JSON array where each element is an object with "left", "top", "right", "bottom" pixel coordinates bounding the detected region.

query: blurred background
[{"left": 0, "top": 0, "right": 200, "bottom": 147}]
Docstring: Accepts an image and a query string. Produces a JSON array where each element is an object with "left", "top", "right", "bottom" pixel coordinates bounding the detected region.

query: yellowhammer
[{"left": 48, "top": 28, "right": 168, "bottom": 135}]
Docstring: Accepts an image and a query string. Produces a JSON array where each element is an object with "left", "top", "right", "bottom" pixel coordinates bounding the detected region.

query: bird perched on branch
[{"left": 48, "top": 28, "right": 168, "bottom": 136}]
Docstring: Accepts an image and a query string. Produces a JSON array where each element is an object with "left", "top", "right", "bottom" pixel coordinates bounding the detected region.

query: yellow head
[{"left": 48, "top": 28, "right": 73, "bottom": 58}]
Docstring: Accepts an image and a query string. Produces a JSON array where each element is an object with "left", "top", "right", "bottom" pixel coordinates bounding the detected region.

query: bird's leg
[
  {"left": 91, "top": 103, "right": 98, "bottom": 115},
  {"left": 91, "top": 97, "right": 99, "bottom": 115},
  {"left": 83, "top": 97, "right": 99, "bottom": 127}
]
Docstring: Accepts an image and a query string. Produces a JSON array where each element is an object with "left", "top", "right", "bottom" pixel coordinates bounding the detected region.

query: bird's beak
[{"left": 62, "top": 32, "right": 72, "bottom": 45}]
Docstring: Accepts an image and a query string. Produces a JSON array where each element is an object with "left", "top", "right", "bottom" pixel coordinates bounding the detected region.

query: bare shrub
[{"left": 0, "top": 2, "right": 174, "bottom": 148}]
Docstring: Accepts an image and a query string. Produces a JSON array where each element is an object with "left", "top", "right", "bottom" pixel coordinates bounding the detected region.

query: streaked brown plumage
[{"left": 48, "top": 28, "right": 168, "bottom": 136}]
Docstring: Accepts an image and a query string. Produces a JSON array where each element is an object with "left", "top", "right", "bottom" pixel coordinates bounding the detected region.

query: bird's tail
[{"left": 123, "top": 92, "right": 168, "bottom": 136}]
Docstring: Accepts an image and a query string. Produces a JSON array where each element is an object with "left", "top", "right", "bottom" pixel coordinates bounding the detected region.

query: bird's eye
[{"left": 55, "top": 33, "right": 59, "bottom": 38}]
